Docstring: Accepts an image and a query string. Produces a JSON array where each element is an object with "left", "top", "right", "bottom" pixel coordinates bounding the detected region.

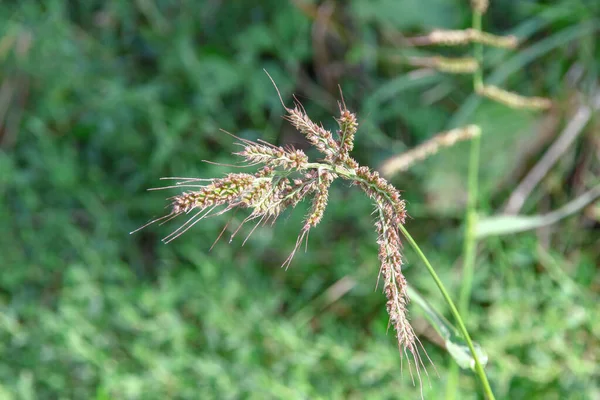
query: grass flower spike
[{"left": 132, "top": 79, "right": 432, "bottom": 388}]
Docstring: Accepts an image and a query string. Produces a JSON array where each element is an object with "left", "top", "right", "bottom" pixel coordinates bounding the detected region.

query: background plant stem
[{"left": 446, "top": 7, "right": 487, "bottom": 400}]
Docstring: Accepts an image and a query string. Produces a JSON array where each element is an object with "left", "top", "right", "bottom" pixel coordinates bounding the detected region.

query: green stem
[
  {"left": 448, "top": 8, "right": 485, "bottom": 399},
  {"left": 399, "top": 225, "right": 495, "bottom": 400},
  {"left": 459, "top": 1, "right": 484, "bottom": 366},
  {"left": 473, "top": 11, "right": 484, "bottom": 91},
  {"left": 459, "top": 133, "right": 480, "bottom": 314},
  {"left": 447, "top": 134, "right": 481, "bottom": 399}
]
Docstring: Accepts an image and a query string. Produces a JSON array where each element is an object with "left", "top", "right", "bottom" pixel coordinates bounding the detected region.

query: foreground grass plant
[{"left": 133, "top": 77, "right": 494, "bottom": 396}]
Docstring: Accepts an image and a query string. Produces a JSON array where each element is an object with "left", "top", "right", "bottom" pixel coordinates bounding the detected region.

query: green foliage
[{"left": 1, "top": 0, "right": 598, "bottom": 398}]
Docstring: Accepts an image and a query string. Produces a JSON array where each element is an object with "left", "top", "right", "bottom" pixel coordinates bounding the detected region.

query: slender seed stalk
[
  {"left": 472, "top": 11, "right": 484, "bottom": 91},
  {"left": 447, "top": 6, "right": 487, "bottom": 400},
  {"left": 459, "top": 133, "right": 481, "bottom": 316},
  {"left": 398, "top": 225, "right": 495, "bottom": 400}
]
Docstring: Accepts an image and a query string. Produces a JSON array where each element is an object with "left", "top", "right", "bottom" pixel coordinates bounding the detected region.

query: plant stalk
[
  {"left": 447, "top": 6, "right": 487, "bottom": 399},
  {"left": 459, "top": 135, "right": 480, "bottom": 314},
  {"left": 399, "top": 225, "right": 494, "bottom": 400},
  {"left": 472, "top": 10, "right": 484, "bottom": 91}
]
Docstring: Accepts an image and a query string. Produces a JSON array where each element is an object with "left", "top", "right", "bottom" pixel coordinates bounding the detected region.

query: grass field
[{"left": 1, "top": 1, "right": 599, "bottom": 399}]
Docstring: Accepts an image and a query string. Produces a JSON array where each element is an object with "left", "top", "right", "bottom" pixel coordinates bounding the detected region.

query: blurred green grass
[{"left": 0, "top": 1, "right": 598, "bottom": 399}]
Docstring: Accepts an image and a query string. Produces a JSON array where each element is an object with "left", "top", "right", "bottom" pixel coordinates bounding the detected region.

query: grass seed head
[
  {"left": 134, "top": 89, "right": 431, "bottom": 389},
  {"left": 477, "top": 84, "right": 552, "bottom": 110},
  {"left": 336, "top": 105, "right": 358, "bottom": 161},
  {"left": 236, "top": 144, "right": 309, "bottom": 170},
  {"left": 471, "top": 0, "right": 489, "bottom": 14},
  {"left": 286, "top": 104, "right": 340, "bottom": 161}
]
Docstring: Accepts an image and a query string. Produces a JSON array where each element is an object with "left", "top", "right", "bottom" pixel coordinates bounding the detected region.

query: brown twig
[{"left": 504, "top": 91, "right": 600, "bottom": 214}]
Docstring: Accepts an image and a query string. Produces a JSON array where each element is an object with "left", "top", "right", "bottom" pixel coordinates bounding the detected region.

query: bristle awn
[
  {"left": 414, "top": 342, "right": 428, "bottom": 378},
  {"left": 163, "top": 215, "right": 208, "bottom": 243},
  {"left": 229, "top": 214, "right": 256, "bottom": 243},
  {"left": 157, "top": 212, "right": 183, "bottom": 226},
  {"left": 337, "top": 85, "right": 347, "bottom": 110},
  {"left": 211, "top": 210, "right": 238, "bottom": 251},
  {"left": 148, "top": 184, "right": 206, "bottom": 191},
  {"left": 211, "top": 223, "right": 230, "bottom": 251},
  {"left": 163, "top": 204, "right": 219, "bottom": 243},
  {"left": 201, "top": 159, "right": 249, "bottom": 168},
  {"left": 218, "top": 128, "right": 258, "bottom": 146},
  {"left": 160, "top": 177, "right": 214, "bottom": 181},
  {"left": 415, "top": 335, "right": 437, "bottom": 378},
  {"left": 130, "top": 213, "right": 176, "bottom": 234},
  {"left": 303, "top": 228, "right": 310, "bottom": 252},
  {"left": 241, "top": 215, "right": 268, "bottom": 246},
  {"left": 175, "top": 179, "right": 214, "bottom": 185},
  {"left": 162, "top": 209, "right": 206, "bottom": 243},
  {"left": 400, "top": 350, "right": 404, "bottom": 376},
  {"left": 256, "top": 138, "right": 281, "bottom": 149},
  {"left": 292, "top": 95, "right": 304, "bottom": 112},
  {"left": 405, "top": 347, "right": 416, "bottom": 386},
  {"left": 414, "top": 355, "right": 429, "bottom": 399},
  {"left": 264, "top": 69, "right": 289, "bottom": 111},
  {"left": 229, "top": 157, "right": 263, "bottom": 167},
  {"left": 202, "top": 204, "right": 237, "bottom": 220},
  {"left": 412, "top": 350, "right": 424, "bottom": 398},
  {"left": 375, "top": 264, "right": 383, "bottom": 291},
  {"left": 266, "top": 214, "right": 278, "bottom": 227},
  {"left": 281, "top": 230, "right": 307, "bottom": 270},
  {"left": 163, "top": 213, "right": 208, "bottom": 243}
]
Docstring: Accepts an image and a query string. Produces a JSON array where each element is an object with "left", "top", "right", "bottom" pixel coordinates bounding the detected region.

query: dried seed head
[
  {"left": 409, "top": 56, "right": 479, "bottom": 74},
  {"left": 240, "top": 179, "right": 274, "bottom": 209},
  {"left": 281, "top": 171, "right": 320, "bottom": 209},
  {"left": 471, "top": 0, "right": 490, "bottom": 15},
  {"left": 171, "top": 173, "right": 256, "bottom": 214},
  {"left": 353, "top": 165, "right": 426, "bottom": 379},
  {"left": 477, "top": 84, "right": 552, "bottom": 110},
  {"left": 242, "top": 176, "right": 294, "bottom": 222},
  {"left": 379, "top": 125, "right": 482, "bottom": 176},
  {"left": 471, "top": 0, "right": 489, "bottom": 14},
  {"left": 374, "top": 203, "right": 429, "bottom": 390},
  {"left": 255, "top": 165, "right": 275, "bottom": 178},
  {"left": 356, "top": 166, "right": 407, "bottom": 224},
  {"left": 354, "top": 165, "right": 417, "bottom": 369},
  {"left": 286, "top": 104, "right": 340, "bottom": 161},
  {"left": 171, "top": 191, "right": 201, "bottom": 214},
  {"left": 411, "top": 29, "right": 518, "bottom": 49},
  {"left": 344, "top": 157, "right": 359, "bottom": 170},
  {"left": 336, "top": 105, "right": 358, "bottom": 161},
  {"left": 134, "top": 87, "right": 432, "bottom": 386},
  {"left": 279, "top": 170, "right": 332, "bottom": 270},
  {"left": 303, "top": 170, "right": 334, "bottom": 231},
  {"left": 236, "top": 144, "right": 308, "bottom": 170}
]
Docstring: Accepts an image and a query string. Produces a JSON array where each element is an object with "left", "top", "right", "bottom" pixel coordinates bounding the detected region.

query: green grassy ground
[{"left": 1, "top": 1, "right": 598, "bottom": 399}]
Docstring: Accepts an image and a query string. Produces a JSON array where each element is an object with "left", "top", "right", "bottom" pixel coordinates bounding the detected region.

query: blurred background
[{"left": 1, "top": 1, "right": 599, "bottom": 399}]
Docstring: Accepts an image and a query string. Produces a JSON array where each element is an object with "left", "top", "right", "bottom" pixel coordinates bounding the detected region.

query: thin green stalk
[
  {"left": 447, "top": 136, "right": 481, "bottom": 399},
  {"left": 472, "top": 11, "right": 484, "bottom": 91},
  {"left": 399, "top": 225, "right": 495, "bottom": 400},
  {"left": 447, "top": 8, "right": 485, "bottom": 399},
  {"left": 459, "top": 0, "right": 485, "bottom": 357},
  {"left": 459, "top": 133, "right": 480, "bottom": 314}
]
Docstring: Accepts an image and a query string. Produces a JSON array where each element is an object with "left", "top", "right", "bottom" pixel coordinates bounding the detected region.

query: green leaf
[
  {"left": 476, "top": 214, "right": 547, "bottom": 238},
  {"left": 407, "top": 286, "right": 488, "bottom": 371},
  {"left": 476, "top": 184, "right": 600, "bottom": 238}
]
